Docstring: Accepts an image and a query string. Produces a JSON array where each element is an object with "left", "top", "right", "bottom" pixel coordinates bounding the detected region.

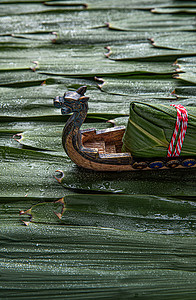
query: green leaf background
[{"left": 0, "top": 1, "right": 196, "bottom": 299}]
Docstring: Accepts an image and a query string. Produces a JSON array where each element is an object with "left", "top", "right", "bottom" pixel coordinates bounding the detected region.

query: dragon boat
[{"left": 54, "top": 86, "right": 196, "bottom": 171}]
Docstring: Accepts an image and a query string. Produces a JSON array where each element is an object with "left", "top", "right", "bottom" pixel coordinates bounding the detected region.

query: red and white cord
[{"left": 167, "top": 104, "right": 188, "bottom": 157}]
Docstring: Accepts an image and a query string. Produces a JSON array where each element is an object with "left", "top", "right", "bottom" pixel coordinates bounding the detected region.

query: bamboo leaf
[
  {"left": 57, "top": 167, "right": 196, "bottom": 196},
  {"left": 0, "top": 70, "right": 50, "bottom": 87},
  {"left": 176, "top": 57, "right": 196, "bottom": 72},
  {"left": 1, "top": 223, "right": 196, "bottom": 299},
  {"left": 0, "top": 34, "right": 52, "bottom": 49},
  {"left": 0, "top": 146, "right": 67, "bottom": 199},
  {"left": 174, "top": 73, "right": 196, "bottom": 85},
  {"left": 19, "top": 194, "right": 196, "bottom": 234},
  {"left": 152, "top": 7, "right": 196, "bottom": 14},
  {"left": 0, "top": 83, "right": 132, "bottom": 118},
  {"left": 44, "top": 0, "right": 175, "bottom": 10},
  {"left": 108, "top": 14, "right": 196, "bottom": 32},
  {"left": 174, "top": 57, "right": 196, "bottom": 85},
  {"left": 0, "top": 3, "right": 85, "bottom": 16},
  {"left": 0, "top": 46, "right": 176, "bottom": 75},
  {"left": 15, "top": 122, "right": 113, "bottom": 152},
  {"left": 0, "top": 0, "right": 50, "bottom": 3},
  {"left": 58, "top": 28, "right": 147, "bottom": 44},
  {"left": 105, "top": 43, "right": 196, "bottom": 61},
  {"left": 151, "top": 32, "right": 196, "bottom": 51},
  {"left": 0, "top": 10, "right": 144, "bottom": 36},
  {"left": 1, "top": 0, "right": 196, "bottom": 298},
  {"left": 122, "top": 102, "right": 196, "bottom": 157},
  {"left": 98, "top": 76, "right": 177, "bottom": 98}
]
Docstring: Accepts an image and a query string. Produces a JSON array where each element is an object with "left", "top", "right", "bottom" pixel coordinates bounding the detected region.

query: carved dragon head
[{"left": 54, "top": 86, "right": 89, "bottom": 114}]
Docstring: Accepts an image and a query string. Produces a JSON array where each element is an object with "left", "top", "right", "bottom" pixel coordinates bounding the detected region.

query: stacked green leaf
[
  {"left": 58, "top": 167, "right": 196, "bottom": 196},
  {"left": 18, "top": 194, "right": 196, "bottom": 234},
  {"left": 1, "top": 223, "right": 196, "bottom": 300},
  {"left": 151, "top": 32, "right": 196, "bottom": 50},
  {"left": 1, "top": 1, "right": 196, "bottom": 298},
  {"left": 174, "top": 57, "right": 196, "bottom": 85},
  {"left": 152, "top": 7, "right": 196, "bottom": 14},
  {"left": 122, "top": 102, "right": 196, "bottom": 157}
]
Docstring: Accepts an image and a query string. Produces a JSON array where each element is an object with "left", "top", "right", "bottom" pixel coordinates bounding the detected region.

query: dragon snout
[{"left": 54, "top": 96, "right": 64, "bottom": 108}]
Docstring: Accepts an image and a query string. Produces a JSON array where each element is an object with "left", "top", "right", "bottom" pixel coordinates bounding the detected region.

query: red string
[{"left": 167, "top": 104, "right": 188, "bottom": 157}]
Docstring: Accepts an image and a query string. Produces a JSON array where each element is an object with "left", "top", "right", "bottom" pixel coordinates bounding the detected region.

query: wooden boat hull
[
  {"left": 66, "top": 126, "right": 196, "bottom": 172},
  {"left": 54, "top": 86, "right": 196, "bottom": 172}
]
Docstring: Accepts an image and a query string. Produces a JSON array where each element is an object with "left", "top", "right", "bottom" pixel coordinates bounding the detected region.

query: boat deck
[{"left": 81, "top": 126, "right": 125, "bottom": 154}]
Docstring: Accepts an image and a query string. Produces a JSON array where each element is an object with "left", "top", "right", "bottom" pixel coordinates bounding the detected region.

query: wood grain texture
[{"left": 56, "top": 87, "right": 196, "bottom": 171}]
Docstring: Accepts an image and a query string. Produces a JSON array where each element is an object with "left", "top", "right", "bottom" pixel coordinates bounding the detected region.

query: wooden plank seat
[{"left": 81, "top": 126, "right": 125, "bottom": 154}]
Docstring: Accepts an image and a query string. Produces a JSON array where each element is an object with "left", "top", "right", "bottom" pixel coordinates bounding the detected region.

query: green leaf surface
[
  {"left": 15, "top": 122, "right": 113, "bottom": 152},
  {"left": 174, "top": 57, "right": 196, "bottom": 86},
  {"left": 176, "top": 57, "right": 196, "bottom": 72},
  {"left": 0, "top": 83, "right": 132, "bottom": 118},
  {"left": 152, "top": 7, "right": 196, "bottom": 14},
  {"left": 0, "top": 14, "right": 58, "bottom": 36},
  {"left": 172, "top": 57, "right": 196, "bottom": 85},
  {"left": 105, "top": 42, "right": 196, "bottom": 61},
  {"left": 108, "top": 15, "right": 196, "bottom": 32},
  {"left": 174, "top": 89, "right": 196, "bottom": 100},
  {"left": 97, "top": 75, "right": 195, "bottom": 106},
  {"left": 58, "top": 28, "right": 148, "bottom": 45},
  {"left": 0, "top": 46, "right": 176, "bottom": 76},
  {"left": 19, "top": 194, "right": 196, "bottom": 234},
  {"left": 175, "top": 73, "right": 196, "bottom": 85},
  {"left": 0, "top": 146, "right": 66, "bottom": 199},
  {"left": 151, "top": 33, "right": 196, "bottom": 50},
  {"left": 43, "top": 0, "right": 172, "bottom": 9},
  {"left": 0, "top": 33, "right": 52, "bottom": 49},
  {"left": 57, "top": 167, "right": 196, "bottom": 196},
  {"left": 0, "top": 70, "right": 50, "bottom": 87},
  {"left": 122, "top": 102, "right": 196, "bottom": 157},
  {"left": 38, "top": 57, "right": 176, "bottom": 77},
  {"left": 0, "top": 3, "right": 87, "bottom": 16},
  {"left": 99, "top": 76, "right": 177, "bottom": 98},
  {"left": 0, "top": 0, "right": 50, "bottom": 3},
  {"left": 1, "top": 1, "right": 196, "bottom": 298},
  {"left": 1, "top": 223, "right": 196, "bottom": 299},
  {"left": 0, "top": 10, "right": 148, "bottom": 36}
]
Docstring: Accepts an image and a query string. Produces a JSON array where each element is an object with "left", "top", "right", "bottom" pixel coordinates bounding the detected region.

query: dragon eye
[{"left": 54, "top": 96, "right": 64, "bottom": 108}]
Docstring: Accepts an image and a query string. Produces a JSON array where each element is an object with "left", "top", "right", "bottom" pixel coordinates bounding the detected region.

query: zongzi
[{"left": 122, "top": 102, "right": 196, "bottom": 158}]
